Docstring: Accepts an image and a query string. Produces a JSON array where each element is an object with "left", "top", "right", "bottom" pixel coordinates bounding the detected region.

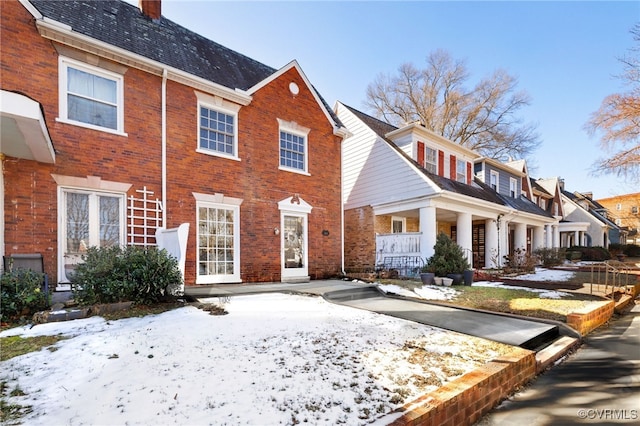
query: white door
[
  {"left": 59, "top": 190, "right": 124, "bottom": 283},
  {"left": 278, "top": 196, "right": 312, "bottom": 282}
]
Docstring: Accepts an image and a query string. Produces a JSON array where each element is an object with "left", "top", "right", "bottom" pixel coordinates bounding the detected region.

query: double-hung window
[
  {"left": 199, "top": 105, "right": 237, "bottom": 157},
  {"left": 424, "top": 146, "right": 437, "bottom": 174},
  {"left": 490, "top": 170, "right": 499, "bottom": 191},
  {"left": 278, "top": 119, "right": 310, "bottom": 174},
  {"left": 456, "top": 159, "right": 466, "bottom": 183},
  {"left": 59, "top": 57, "right": 124, "bottom": 133},
  {"left": 510, "top": 177, "right": 518, "bottom": 198}
]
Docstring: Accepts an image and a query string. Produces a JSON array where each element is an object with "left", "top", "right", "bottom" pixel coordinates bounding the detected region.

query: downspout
[
  {"left": 161, "top": 68, "right": 167, "bottom": 228},
  {"left": 340, "top": 134, "right": 345, "bottom": 276}
]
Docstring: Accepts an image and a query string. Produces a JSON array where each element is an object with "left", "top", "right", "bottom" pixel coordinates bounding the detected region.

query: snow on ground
[
  {"left": 378, "top": 268, "right": 575, "bottom": 301},
  {"left": 0, "top": 293, "right": 512, "bottom": 426}
]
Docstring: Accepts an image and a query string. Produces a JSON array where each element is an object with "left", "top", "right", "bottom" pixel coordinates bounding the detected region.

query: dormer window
[
  {"left": 490, "top": 170, "right": 499, "bottom": 191},
  {"left": 509, "top": 177, "right": 518, "bottom": 198},
  {"left": 424, "top": 146, "right": 437, "bottom": 174},
  {"left": 456, "top": 159, "right": 466, "bottom": 183}
]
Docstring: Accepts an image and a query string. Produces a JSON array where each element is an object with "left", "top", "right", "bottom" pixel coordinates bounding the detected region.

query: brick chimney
[{"left": 139, "top": 0, "right": 161, "bottom": 20}]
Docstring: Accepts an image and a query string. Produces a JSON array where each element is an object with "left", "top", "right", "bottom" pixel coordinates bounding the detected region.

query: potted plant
[
  {"left": 419, "top": 264, "right": 435, "bottom": 285},
  {"left": 425, "top": 233, "right": 470, "bottom": 285}
]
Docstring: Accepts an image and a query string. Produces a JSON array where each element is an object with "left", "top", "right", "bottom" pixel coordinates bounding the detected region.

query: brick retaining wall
[
  {"left": 386, "top": 347, "right": 536, "bottom": 426},
  {"left": 566, "top": 300, "right": 615, "bottom": 336}
]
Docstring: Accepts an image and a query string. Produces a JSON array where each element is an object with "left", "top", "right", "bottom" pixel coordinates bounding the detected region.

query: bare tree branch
[
  {"left": 364, "top": 49, "right": 540, "bottom": 161},
  {"left": 585, "top": 23, "right": 640, "bottom": 183}
]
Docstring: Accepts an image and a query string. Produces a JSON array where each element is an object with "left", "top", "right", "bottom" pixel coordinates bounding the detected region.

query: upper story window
[
  {"left": 278, "top": 119, "right": 310, "bottom": 174},
  {"left": 425, "top": 147, "right": 437, "bottom": 174},
  {"left": 199, "top": 105, "right": 236, "bottom": 157},
  {"left": 456, "top": 159, "right": 466, "bottom": 183},
  {"left": 632, "top": 206, "right": 638, "bottom": 215},
  {"left": 59, "top": 57, "right": 124, "bottom": 133},
  {"left": 553, "top": 202, "right": 559, "bottom": 216},
  {"left": 489, "top": 170, "right": 499, "bottom": 191},
  {"left": 509, "top": 177, "right": 518, "bottom": 198},
  {"left": 540, "top": 198, "right": 546, "bottom": 210}
]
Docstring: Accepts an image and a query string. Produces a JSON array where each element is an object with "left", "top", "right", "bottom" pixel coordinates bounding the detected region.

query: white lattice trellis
[{"left": 128, "top": 186, "right": 163, "bottom": 246}]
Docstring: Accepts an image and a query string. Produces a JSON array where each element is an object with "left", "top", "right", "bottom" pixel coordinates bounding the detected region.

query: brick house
[
  {"left": 1, "top": 0, "right": 347, "bottom": 289},
  {"left": 596, "top": 193, "right": 640, "bottom": 245}
]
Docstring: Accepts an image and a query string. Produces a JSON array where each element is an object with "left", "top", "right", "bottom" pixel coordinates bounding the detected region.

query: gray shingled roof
[
  {"left": 30, "top": 0, "right": 276, "bottom": 90},
  {"left": 30, "top": 0, "right": 344, "bottom": 128},
  {"left": 343, "top": 104, "right": 553, "bottom": 218}
]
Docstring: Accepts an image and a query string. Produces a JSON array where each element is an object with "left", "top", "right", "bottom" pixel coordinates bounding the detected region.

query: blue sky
[{"left": 132, "top": 0, "right": 638, "bottom": 199}]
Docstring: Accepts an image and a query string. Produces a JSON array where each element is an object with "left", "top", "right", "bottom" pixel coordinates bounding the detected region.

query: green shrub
[
  {"left": 71, "top": 245, "right": 182, "bottom": 306},
  {"left": 1, "top": 269, "right": 50, "bottom": 321},
  {"left": 424, "top": 233, "right": 470, "bottom": 276},
  {"left": 622, "top": 244, "right": 640, "bottom": 257},
  {"left": 568, "top": 246, "right": 611, "bottom": 261},
  {"left": 534, "top": 247, "right": 566, "bottom": 267}
]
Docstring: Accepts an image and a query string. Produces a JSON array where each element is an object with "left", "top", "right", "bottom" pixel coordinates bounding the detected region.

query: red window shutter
[
  {"left": 417, "top": 141, "right": 425, "bottom": 166},
  {"left": 467, "top": 162, "right": 472, "bottom": 184},
  {"left": 438, "top": 150, "right": 445, "bottom": 176},
  {"left": 450, "top": 155, "right": 457, "bottom": 180}
]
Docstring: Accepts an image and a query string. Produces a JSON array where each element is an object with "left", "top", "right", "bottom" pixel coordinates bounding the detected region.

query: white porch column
[
  {"left": 574, "top": 230, "right": 580, "bottom": 247},
  {"left": 553, "top": 225, "right": 560, "bottom": 248},
  {"left": 499, "top": 219, "right": 509, "bottom": 266},
  {"left": 514, "top": 222, "right": 527, "bottom": 253},
  {"left": 533, "top": 226, "right": 545, "bottom": 251},
  {"left": 485, "top": 218, "right": 499, "bottom": 268},
  {"left": 545, "top": 224, "right": 553, "bottom": 248},
  {"left": 456, "top": 212, "right": 473, "bottom": 268},
  {"left": 419, "top": 206, "right": 437, "bottom": 261}
]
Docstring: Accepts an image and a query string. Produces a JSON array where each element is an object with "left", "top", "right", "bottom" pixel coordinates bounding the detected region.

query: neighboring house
[
  {"left": 597, "top": 192, "right": 640, "bottom": 245},
  {"left": 1, "top": 0, "right": 347, "bottom": 288},
  {"left": 335, "top": 102, "right": 557, "bottom": 272},
  {"left": 557, "top": 182, "right": 624, "bottom": 247}
]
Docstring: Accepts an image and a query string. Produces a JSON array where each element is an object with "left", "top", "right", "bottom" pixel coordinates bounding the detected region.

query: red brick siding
[
  {"left": 163, "top": 68, "right": 342, "bottom": 284},
  {"left": 344, "top": 207, "right": 375, "bottom": 271},
  {"left": 1, "top": 1, "right": 342, "bottom": 284}
]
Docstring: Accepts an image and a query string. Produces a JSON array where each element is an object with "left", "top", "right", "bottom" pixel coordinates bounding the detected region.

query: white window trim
[
  {"left": 193, "top": 192, "right": 243, "bottom": 284},
  {"left": 278, "top": 118, "right": 310, "bottom": 175},
  {"left": 196, "top": 92, "right": 241, "bottom": 161},
  {"left": 456, "top": 159, "right": 466, "bottom": 183},
  {"left": 510, "top": 177, "right": 518, "bottom": 198},
  {"left": 57, "top": 56, "right": 126, "bottom": 136},
  {"left": 490, "top": 170, "right": 499, "bottom": 191},
  {"left": 391, "top": 216, "right": 406, "bottom": 233},
  {"left": 424, "top": 146, "right": 437, "bottom": 174},
  {"left": 56, "top": 182, "right": 128, "bottom": 284}
]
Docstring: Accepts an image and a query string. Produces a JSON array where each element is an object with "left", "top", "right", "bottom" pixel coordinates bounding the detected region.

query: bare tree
[
  {"left": 365, "top": 49, "right": 540, "bottom": 160},
  {"left": 586, "top": 24, "right": 640, "bottom": 184}
]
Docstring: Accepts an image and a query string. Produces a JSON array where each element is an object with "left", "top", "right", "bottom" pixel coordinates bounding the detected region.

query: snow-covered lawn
[
  {"left": 379, "top": 268, "right": 576, "bottom": 301},
  {"left": 0, "top": 293, "right": 513, "bottom": 425}
]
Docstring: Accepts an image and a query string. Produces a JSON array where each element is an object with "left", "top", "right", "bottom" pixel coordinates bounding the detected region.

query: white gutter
[
  {"left": 33, "top": 18, "right": 253, "bottom": 106},
  {"left": 162, "top": 68, "right": 167, "bottom": 227}
]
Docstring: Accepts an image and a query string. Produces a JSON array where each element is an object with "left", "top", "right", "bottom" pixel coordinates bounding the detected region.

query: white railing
[{"left": 376, "top": 232, "right": 422, "bottom": 264}]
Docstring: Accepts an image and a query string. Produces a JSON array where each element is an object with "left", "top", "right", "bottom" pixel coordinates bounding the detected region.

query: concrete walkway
[
  {"left": 476, "top": 300, "right": 640, "bottom": 425},
  {"left": 186, "top": 279, "right": 569, "bottom": 350}
]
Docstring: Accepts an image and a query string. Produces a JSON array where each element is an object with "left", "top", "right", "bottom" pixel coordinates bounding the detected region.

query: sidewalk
[
  {"left": 186, "top": 279, "right": 572, "bottom": 350},
  {"left": 476, "top": 300, "right": 640, "bottom": 425}
]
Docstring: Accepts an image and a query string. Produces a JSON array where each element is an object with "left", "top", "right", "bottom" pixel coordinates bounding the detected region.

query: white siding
[{"left": 336, "top": 104, "right": 436, "bottom": 210}]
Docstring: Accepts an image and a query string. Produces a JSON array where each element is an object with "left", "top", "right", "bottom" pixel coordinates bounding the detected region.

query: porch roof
[{"left": 0, "top": 90, "right": 55, "bottom": 163}]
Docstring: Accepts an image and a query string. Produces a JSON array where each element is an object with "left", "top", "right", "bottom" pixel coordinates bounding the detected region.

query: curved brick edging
[
  {"left": 566, "top": 300, "right": 614, "bottom": 336},
  {"left": 386, "top": 347, "right": 536, "bottom": 426}
]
